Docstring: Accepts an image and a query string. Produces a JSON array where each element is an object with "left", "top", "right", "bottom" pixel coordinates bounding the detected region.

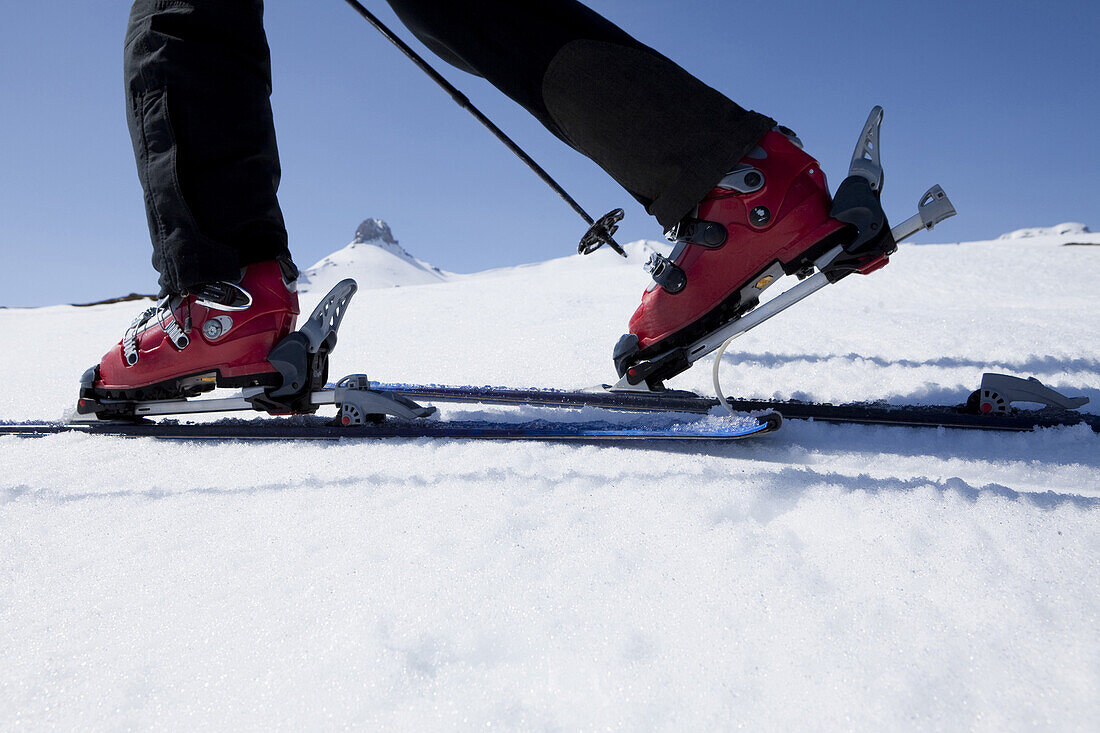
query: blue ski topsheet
[{"left": 0, "top": 414, "right": 777, "bottom": 442}]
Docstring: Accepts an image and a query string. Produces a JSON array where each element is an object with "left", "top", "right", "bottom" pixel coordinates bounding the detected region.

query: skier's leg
[
  {"left": 84, "top": 1, "right": 300, "bottom": 400},
  {"left": 384, "top": 0, "right": 775, "bottom": 229},
  {"left": 125, "top": 0, "right": 296, "bottom": 296}
]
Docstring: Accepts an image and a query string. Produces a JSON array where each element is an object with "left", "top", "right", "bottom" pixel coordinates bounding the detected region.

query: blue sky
[{"left": 1, "top": 0, "right": 1097, "bottom": 307}]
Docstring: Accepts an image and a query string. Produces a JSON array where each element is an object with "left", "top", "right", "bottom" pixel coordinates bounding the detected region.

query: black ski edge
[
  {"left": 375, "top": 383, "right": 717, "bottom": 413},
  {"left": 722, "top": 398, "right": 1100, "bottom": 433},
  {"left": 377, "top": 383, "right": 1100, "bottom": 433}
]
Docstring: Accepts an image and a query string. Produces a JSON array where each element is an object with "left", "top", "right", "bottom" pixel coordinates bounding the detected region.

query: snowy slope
[
  {"left": 1, "top": 226, "right": 1098, "bottom": 730},
  {"left": 998, "top": 221, "right": 1094, "bottom": 241}
]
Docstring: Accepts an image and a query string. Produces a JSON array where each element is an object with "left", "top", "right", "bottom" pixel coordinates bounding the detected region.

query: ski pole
[{"left": 338, "top": 0, "right": 626, "bottom": 256}]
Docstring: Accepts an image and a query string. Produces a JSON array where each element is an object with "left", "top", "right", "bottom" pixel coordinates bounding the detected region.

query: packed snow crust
[{"left": 2, "top": 225, "right": 1098, "bottom": 729}]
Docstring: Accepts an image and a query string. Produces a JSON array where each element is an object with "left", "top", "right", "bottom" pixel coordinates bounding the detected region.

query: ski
[
  {"left": 0, "top": 414, "right": 780, "bottom": 442},
  {"left": 378, "top": 375, "right": 1098, "bottom": 433}
]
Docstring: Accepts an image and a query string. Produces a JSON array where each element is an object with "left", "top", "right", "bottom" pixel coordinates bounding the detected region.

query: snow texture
[{"left": 2, "top": 224, "right": 1098, "bottom": 730}]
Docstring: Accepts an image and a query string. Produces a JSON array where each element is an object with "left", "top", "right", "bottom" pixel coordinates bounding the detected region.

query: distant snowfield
[
  {"left": 998, "top": 221, "right": 1092, "bottom": 240},
  {"left": 2, "top": 225, "right": 1098, "bottom": 729}
]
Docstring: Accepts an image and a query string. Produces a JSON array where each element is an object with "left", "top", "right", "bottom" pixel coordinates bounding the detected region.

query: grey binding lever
[
  {"left": 891, "top": 185, "right": 958, "bottom": 244},
  {"left": 300, "top": 278, "right": 357, "bottom": 355},
  {"left": 849, "top": 105, "right": 885, "bottom": 192}
]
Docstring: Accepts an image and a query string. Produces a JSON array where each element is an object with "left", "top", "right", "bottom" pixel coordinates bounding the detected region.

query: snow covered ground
[{"left": 2, "top": 223, "right": 1098, "bottom": 729}]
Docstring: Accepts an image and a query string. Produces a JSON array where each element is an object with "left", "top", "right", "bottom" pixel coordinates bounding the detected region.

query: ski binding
[{"left": 968, "top": 373, "right": 1089, "bottom": 415}]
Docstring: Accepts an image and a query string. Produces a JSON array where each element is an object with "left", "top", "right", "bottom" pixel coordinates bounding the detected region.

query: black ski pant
[{"left": 125, "top": 0, "right": 774, "bottom": 295}]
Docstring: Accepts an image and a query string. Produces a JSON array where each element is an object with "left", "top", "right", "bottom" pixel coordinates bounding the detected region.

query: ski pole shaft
[{"left": 339, "top": 0, "right": 596, "bottom": 227}]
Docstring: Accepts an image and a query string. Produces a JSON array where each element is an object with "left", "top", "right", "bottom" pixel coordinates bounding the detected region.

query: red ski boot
[
  {"left": 614, "top": 113, "right": 897, "bottom": 389},
  {"left": 79, "top": 260, "right": 300, "bottom": 409}
]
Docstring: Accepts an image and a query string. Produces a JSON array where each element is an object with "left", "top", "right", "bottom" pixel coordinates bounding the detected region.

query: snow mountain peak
[
  {"left": 298, "top": 218, "right": 449, "bottom": 295},
  {"left": 349, "top": 218, "right": 419, "bottom": 262}
]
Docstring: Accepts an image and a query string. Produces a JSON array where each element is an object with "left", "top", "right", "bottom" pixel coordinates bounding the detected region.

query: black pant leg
[
  {"left": 125, "top": 0, "right": 293, "bottom": 296},
  {"left": 385, "top": 0, "right": 774, "bottom": 228}
]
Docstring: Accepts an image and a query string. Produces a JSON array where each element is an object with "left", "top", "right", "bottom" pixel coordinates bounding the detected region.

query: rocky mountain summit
[{"left": 353, "top": 218, "right": 400, "bottom": 246}]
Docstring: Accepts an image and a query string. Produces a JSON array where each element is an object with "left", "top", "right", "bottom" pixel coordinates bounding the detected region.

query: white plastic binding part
[{"left": 976, "top": 374, "right": 1088, "bottom": 413}]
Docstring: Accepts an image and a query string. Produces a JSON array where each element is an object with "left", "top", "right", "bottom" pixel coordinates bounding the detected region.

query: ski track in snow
[{"left": 1, "top": 233, "right": 1098, "bottom": 729}]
